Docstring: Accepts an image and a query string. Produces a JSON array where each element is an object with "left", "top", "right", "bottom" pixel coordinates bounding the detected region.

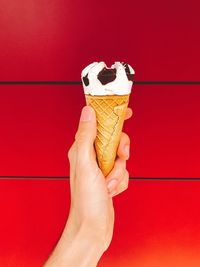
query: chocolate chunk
[
  {"left": 123, "top": 63, "right": 134, "bottom": 81},
  {"left": 82, "top": 74, "right": 89, "bottom": 86},
  {"left": 97, "top": 68, "right": 117, "bottom": 85},
  {"left": 123, "top": 63, "right": 130, "bottom": 74},
  {"left": 127, "top": 73, "right": 134, "bottom": 81}
]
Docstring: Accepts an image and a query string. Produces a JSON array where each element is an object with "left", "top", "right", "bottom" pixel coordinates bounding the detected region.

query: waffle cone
[{"left": 85, "top": 94, "right": 130, "bottom": 176}]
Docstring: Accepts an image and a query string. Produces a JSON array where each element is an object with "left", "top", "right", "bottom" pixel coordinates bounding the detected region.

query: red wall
[
  {"left": 0, "top": 0, "right": 200, "bottom": 266},
  {"left": 1, "top": 180, "right": 200, "bottom": 267},
  {"left": 1, "top": 0, "right": 200, "bottom": 81},
  {"left": 0, "top": 84, "right": 200, "bottom": 178}
]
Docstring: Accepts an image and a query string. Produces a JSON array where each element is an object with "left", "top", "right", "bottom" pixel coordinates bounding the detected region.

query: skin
[{"left": 44, "top": 106, "right": 132, "bottom": 267}]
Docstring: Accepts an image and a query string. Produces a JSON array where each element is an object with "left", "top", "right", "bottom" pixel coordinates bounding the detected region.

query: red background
[{"left": 0, "top": 0, "right": 200, "bottom": 266}]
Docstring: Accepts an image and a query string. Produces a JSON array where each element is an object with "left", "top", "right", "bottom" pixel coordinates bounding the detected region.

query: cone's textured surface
[{"left": 85, "top": 94, "right": 130, "bottom": 176}]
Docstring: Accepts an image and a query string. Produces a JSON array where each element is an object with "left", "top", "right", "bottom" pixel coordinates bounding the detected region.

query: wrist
[
  {"left": 65, "top": 226, "right": 104, "bottom": 267},
  {"left": 64, "top": 219, "right": 107, "bottom": 253},
  {"left": 44, "top": 223, "right": 104, "bottom": 267},
  {"left": 75, "top": 225, "right": 105, "bottom": 266}
]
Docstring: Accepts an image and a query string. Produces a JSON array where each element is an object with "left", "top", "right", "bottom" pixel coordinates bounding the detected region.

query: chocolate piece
[
  {"left": 97, "top": 67, "right": 117, "bottom": 85},
  {"left": 82, "top": 74, "right": 89, "bottom": 86},
  {"left": 127, "top": 73, "right": 134, "bottom": 81},
  {"left": 123, "top": 63, "right": 134, "bottom": 81}
]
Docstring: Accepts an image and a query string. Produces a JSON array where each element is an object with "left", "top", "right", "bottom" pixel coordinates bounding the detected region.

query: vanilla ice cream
[{"left": 81, "top": 61, "right": 135, "bottom": 95}]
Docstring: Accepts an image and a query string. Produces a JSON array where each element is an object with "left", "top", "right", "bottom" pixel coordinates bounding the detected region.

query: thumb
[{"left": 75, "top": 106, "right": 97, "bottom": 154}]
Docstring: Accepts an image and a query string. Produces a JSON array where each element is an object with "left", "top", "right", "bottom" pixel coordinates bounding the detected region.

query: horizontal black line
[
  {"left": 0, "top": 176, "right": 200, "bottom": 181},
  {"left": 1, "top": 81, "right": 200, "bottom": 85},
  {"left": 0, "top": 81, "right": 81, "bottom": 85},
  {"left": 0, "top": 176, "right": 69, "bottom": 179},
  {"left": 135, "top": 81, "right": 200, "bottom": 85},
  {"left": 132, "top": 177, "right": 200, "bottom": 181}
]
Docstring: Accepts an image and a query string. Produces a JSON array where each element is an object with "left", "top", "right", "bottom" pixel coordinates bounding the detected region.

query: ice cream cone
[
  {"left": 81, "top": 61, "right": 134, "bottom": 176},
  {"left": 85, "top": 94, "right": 130, "bottom": 176}
]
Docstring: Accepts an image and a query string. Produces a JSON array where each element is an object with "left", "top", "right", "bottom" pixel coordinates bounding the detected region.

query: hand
[
  {"left": 44, "top": 106, "right": 132, "bottom": 267},
  {"left": 66, "top": 106, "right": 132, "bottom": 251}
]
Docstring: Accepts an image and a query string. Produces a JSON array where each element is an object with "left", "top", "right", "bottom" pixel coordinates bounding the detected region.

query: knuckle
[
  {"left": 119, "top": 170, "right": 127, "bottom": 182},
  {"left": 75, "top": 131, "right": 79, "bottom": 141},
  {"left": 116, "top": 158, "right": 126, "bottom": 169},
  {"left": 122, "top": 172, "right": 129, "bottom": 189},
  {"left": 114, "top": 170, "right": 129, "bottom": 196},
  {"left": 124, "top": 181, "right": 129, "bottom": 190},
  {"left": 75, "top": 131, "right": 86, "bottom": 146},
  {"left": 67, "top": 147, "right": 73, "bottom": 160},
  {"left": 126, "top": 134, "right": 130, "bottom": 144},
  {"left": 123, "top": 180, "right": 129, "bottom": 190},
  {"left": 125, "top": 170, "right": 129, "bottom": 179},
  {"left": 75, "top": 139, "right": 85, "bottom": 152},
  {"left": 125, "top": 172, "right": 130, "bottom": 188},
  {"left": 114, "top": 170, "right": 124, "bottom": 182},
  {"left": 121, "top": 183, "right": 128, "bottom": 192},
  {"left": 121, "top": 132, "right": 130, "bottom": 144}
]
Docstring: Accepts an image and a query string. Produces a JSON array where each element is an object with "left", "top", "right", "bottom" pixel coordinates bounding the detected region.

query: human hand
[
  {"left": 66, "top": 106, "right": 132, "bottom": 252},
  {"left": 44, "top": 106, "right": 132, "bottom": 267}
]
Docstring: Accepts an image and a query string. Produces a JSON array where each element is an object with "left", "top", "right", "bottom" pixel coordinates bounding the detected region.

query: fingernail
[
  {"left": 124, "top": 145, "right": 130, "bottom": 158},
  {"left": 80, "top": 106, "right": 92, "bottom": 121},
  {"left": 107, "top": 179, "right": 118, "bottom": 192}
]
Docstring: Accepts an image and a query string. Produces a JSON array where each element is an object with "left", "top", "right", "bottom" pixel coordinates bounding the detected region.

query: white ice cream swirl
[{"left": 81, "top": 61, "right": 135, "bottom": 95}]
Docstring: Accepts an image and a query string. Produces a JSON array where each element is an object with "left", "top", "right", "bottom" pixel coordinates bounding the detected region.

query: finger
[
  {"left": 67, "top": 143, "right": 77, "bottom": 195},
  {"left": 109, "top": 170, "right": 129, "bottom": 197},
  {"left": 67, "top": 143, "right": 76, "bottom": 164},
  {"left": 124, "top": 107, "right": 133, "bottom": 120},
  {"left": 68, "top": 143, "right": 77, "bottom": 176},
  {"left": 117, "top": 132, "right": 130, "bottom": 160},
  {"left": 106, "top": 158, "right": 126, "bottom": 192},
  {"left": 75, "top": 106, "right": 96, "bottom": 156}
]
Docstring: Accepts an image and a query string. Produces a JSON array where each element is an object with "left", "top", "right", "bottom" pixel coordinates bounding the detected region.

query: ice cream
[
  {"left": 81, "top": 61, "right": 135, "bottom": 95},
  {"left": 81, "top": 61, "right": 135, "bottom": 176}
]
